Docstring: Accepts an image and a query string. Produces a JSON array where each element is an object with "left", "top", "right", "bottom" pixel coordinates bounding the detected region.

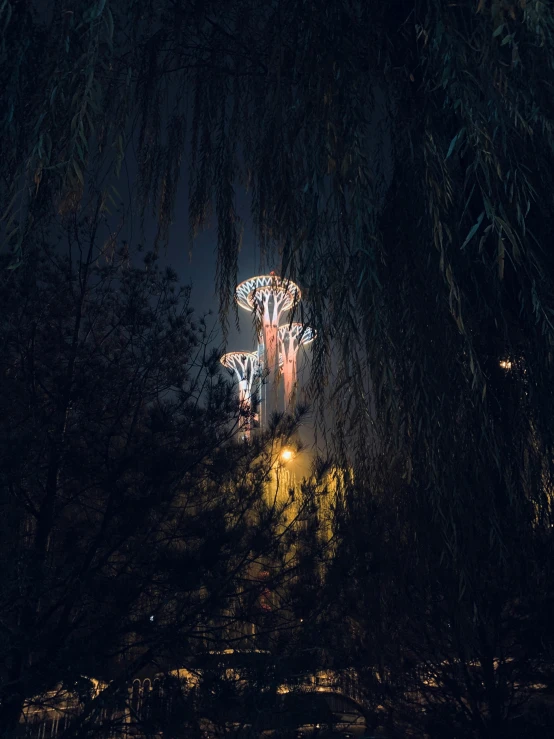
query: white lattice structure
[
  {"left": 235, "top": 274, "right": 301, "bottom": 378},
  {"left": 278, "top": 324, "right": 315, "bottom": 409},
  {"left": 220, "top": 352, "right": 260, "bottom": 439}
]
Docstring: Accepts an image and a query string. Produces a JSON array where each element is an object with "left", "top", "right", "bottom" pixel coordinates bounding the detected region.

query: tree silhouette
[{"left": 0, "top": 227, "right": 311, "bottom": 738}]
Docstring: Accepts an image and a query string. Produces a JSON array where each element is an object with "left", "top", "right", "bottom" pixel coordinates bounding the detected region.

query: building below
[{"left": 19, "top": 664, "right": 368, "bottom": 739}]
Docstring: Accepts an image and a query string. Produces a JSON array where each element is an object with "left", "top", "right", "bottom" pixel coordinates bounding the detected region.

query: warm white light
[
  {"left": 499, "top": 359, "right": 512, "bottom": 370},
  {"left": 280, "top": 448, "right": 294, "bottom": 462}
]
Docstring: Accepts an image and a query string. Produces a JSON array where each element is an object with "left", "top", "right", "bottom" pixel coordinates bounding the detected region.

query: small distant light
[
  {"left": 149, "top": 615, "right": 154, "bottom": 622},
  {"left": 280, "top": 448, "right": 294, "bottom": 462},
  {"left": 499, "top": 359, "right": 512, "bottom": 370}
]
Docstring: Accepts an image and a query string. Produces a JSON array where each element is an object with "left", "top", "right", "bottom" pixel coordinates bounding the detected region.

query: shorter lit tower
[
  {"left": 235, "top": 274, "right": 301, "bottom": 381},
  {"left": 278, "top": 324, "right": 315, "bottom": 410},
  {"left": 220, "top": 351, "right": 260, "bottom": 440}
]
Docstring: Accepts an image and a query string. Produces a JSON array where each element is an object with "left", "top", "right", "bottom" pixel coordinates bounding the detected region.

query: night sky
[
  {"left": 130, "top": 162, "right": 268, "bottom": 337},
  {"left": 121, "top": 166, "right": 259, "bottom": 350}
]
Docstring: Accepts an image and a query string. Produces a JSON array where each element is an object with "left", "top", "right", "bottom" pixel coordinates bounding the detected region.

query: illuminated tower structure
[
  {"left": 278, "top": 323, "right": 316, "bottom": 410},
  {"left": 220, "top": 351, "right": 260, "bottom": 440},
  {"left": 224, "top": 273, "right": 314, "bottom": 433},
  {"left": 235, "top": 273, "right": 301, "bottom": 383}
]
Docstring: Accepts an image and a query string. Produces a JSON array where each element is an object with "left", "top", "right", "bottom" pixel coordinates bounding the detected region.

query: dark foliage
[{"left": 0, "top": 226, "right": 312, "bottom": 737}]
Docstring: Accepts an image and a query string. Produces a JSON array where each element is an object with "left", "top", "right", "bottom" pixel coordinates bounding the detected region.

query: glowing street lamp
[{"left": 280, "top": 447, "right": 295, "bottom": 463}]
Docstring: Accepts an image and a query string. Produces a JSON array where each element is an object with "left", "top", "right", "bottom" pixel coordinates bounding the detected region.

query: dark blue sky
[{"left": 119, "top": 156, "right": 263, "bottom": 353}]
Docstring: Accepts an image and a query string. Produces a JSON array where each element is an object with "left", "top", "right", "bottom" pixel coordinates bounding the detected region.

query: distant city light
[{"left": 499, "top": 359, "right": 512, "bottom": 370}]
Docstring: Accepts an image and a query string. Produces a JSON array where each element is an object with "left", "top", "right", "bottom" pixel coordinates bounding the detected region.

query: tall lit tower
[
  {"left": 278, "top": 324, "right": 315, "bottom": 410},
  {"left": 220, "top": 351, "right": 260, "bottom": 440},
  {"left": 235, "top": 274, "right": 301, "bottom": 381}
]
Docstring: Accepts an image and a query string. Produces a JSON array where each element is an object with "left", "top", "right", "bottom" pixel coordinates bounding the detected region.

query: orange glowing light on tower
[{"left": 278, "top": 323, "right": 315, "bottom": 410}]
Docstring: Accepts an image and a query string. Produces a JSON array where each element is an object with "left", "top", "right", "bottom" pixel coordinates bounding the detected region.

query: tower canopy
[
  {"left": 220, "top": 351, "right": 259, "bottom": 380},
  {"left": 235, "top": 275, "right": 301, "bottom": 313},
  {"left": 278, "top": 323, "right": 316, "bottom": 347},
  {"left": 220, "top": 352, "right": 261, "bottom": 440}
]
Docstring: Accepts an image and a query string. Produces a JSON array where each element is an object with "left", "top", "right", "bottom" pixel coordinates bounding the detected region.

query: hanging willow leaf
[
  {"left": 461, "top": 212, "right": 485, "bottom": 250},
  {"left": 497, "top": 236, "right": 505, "bottom": 280}
]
